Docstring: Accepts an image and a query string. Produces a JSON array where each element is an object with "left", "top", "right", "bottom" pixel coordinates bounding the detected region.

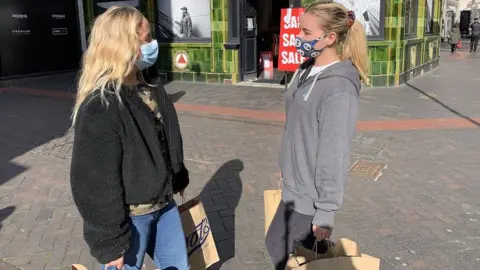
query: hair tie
[{"left": 347, "top": 10, "right": 355, "bottom": 28}]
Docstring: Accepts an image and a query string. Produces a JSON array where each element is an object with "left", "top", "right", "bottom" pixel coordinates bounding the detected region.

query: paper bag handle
[{"left": 313, "top": 239, "right": 337, "bottom": 260}]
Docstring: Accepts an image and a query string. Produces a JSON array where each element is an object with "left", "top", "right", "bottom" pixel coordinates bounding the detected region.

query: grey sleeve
[{"left": 312, "top": 84, "right": 359, "bottom": 228}]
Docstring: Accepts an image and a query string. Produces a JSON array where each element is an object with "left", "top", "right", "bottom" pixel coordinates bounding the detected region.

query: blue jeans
[{"left": 102, "top": 200, "right": 189, "bottom": 270}]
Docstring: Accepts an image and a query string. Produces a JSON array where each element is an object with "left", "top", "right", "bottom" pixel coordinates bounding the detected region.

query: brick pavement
[{"left": 1, "top": 53, "right": 480, "bottom": 270}]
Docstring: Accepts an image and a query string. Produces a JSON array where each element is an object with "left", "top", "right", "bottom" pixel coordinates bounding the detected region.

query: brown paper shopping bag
[
  {"left": 285, "top": 238, "right": 380, "bottom": 270},
  {"left": 179, "top": 197, "right": 220, "bottom": 270},
  {"left": 264, "top": 178, "right": 283, "bottom": 235},
  {"left": 264, "top": 189, "right": 282, "bottom": 235}
]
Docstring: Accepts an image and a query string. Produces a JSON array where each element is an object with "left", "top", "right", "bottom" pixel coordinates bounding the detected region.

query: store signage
[
  {"left": 278, "top": 8, "right": 306, "bottom": 72},
  {"left": 174, "top": 51, "right": 189, "bottom": 70}
]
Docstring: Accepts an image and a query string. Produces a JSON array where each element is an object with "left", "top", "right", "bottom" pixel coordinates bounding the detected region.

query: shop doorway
[{"left": 240, "top": 0, "right": 295, "bottom": 84}]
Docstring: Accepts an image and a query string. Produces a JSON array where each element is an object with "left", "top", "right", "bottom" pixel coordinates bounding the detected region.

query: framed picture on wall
[
  {"left": 155, "top": 0, "right": 212, "bottom": 42},
  {"left": 93, "top": 0, "right": 140, "bottom": 16},
  {"left": 425, "top": 0, "right": 434, "bottom": 33},
  {"left": 333, "top": 0, "right": 385, "bottom": 39}
]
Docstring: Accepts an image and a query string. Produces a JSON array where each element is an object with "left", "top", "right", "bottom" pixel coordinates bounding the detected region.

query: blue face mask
[
  {"left": 136, "top": 39, "right": 159, "bottom": 70},
  {"left": 295, "top": 35, "right": 327, "bottom": 59}
]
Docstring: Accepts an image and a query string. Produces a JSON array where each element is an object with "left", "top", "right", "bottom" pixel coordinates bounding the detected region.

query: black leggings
[
  {"left": 471, "top": 36, "right": 479, "bottom": 52},
  {"left": 451, "top": 44, "right": 456, "bottom": 53},
  {"left": 265, "top": 201, "right": 328, "bottom": 270}
]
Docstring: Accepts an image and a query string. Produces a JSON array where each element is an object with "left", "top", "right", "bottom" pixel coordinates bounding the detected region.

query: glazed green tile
[
  {"left": 212, "top": 21, "right": 222, "bottom": 32},
  {"left": 372, "top": 76, "right": 387, "bottom": 87},
  {"left": 389, "top": 61, "right": 397, "bottom": 74},
  {"left": 214, "top": 31, "right": 224, "bottom": 43},
  {"left": 214, "top": 42, "right": 224, "bottom": 50},
  {"left": 206, "top": 73, "right": 220, "bottom": 84},
  {"left": 387, "top": 75, "right": 396, "bottom": 86},
  {"left": 205, "top": 51, "right": 212, "bottom": 62},
  {"left": 368, "top": 48, "right": 375, "bottom": 60},
  {"left": 220, "top": 74, "right": 232, "bottom": 82},
  {"left": 225, "top": 50, "right": 233, "bottom": 62},
  {"left": 214, "top": 0, "right": 223, "bottom": 9},
  {"left": 374, "top": 47, "right": 388, "bottom": 61},
  {"left": 230, "top": 62, "right": 237, "bottom": 73},
  {"left": 201, "top": 61, "right": 211, "bottom": 72},
  {"left": 213, "top": 62, "right": 222, "bottom": 73},
  {"left": 224, "top": 61, "right": 231, "bottom": 73},
  {"left": 172, "top": 72, "right": 182, "bottom": 81},
  {"left": 194, "top": 72, "right": 206, "bottom": 83},
  {"left": 389, "top": 47, "right": 398, "bottom": 61},
  {"left": 371, "top": 62, "right": 382, "bottom": 75},
  {"left": 216, "top": 50, "right": 224, "bottom": 63},
  {"left": 212, "top": 8, "right": 219, "bottom": 22},
  {"left": 182, "top": 72, "right": 194, "bottom": 82}
]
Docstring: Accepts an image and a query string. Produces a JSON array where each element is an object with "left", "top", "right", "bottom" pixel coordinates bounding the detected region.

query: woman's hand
[
  {"left": 312, "top": 225, "right": 332, "bottom": 241},
  {"left": 105, "top": 256, "right": 124, "bottom": 270},
  {"left": 175, "top": 189, "right": 185, "bottom": 196}
]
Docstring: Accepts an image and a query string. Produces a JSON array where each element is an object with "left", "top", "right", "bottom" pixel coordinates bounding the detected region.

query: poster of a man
[
  {"left": 175, "top": 7, "right": 193, "bottom": 38},
  {"left": 334, "top": 0, "right": 381, "bottom": 36},
  {"left": 156, "top": 0, "right": 211, "bottom": 41}
]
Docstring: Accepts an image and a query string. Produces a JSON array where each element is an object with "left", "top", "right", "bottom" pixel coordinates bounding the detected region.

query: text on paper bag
[{"left": 186, "top": 217, "right": 211, "bottom": 256}]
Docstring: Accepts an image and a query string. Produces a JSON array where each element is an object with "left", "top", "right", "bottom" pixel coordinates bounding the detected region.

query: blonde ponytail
[{"left": 342, "top": 20, "right": 369, "bottom": 84}]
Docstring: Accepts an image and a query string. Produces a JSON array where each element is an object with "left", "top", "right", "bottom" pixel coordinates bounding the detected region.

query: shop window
[
  {"left": 425, "top": 0, "right": 434, "bottom": 34},
  {"left": 405, "top": 0, "right": 418, "bottom": 37}
]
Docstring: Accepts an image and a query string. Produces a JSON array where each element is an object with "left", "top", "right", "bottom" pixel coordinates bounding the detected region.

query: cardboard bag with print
[
  {"left": 264, "top": 189, "right": 282, "bottom": 235},
  {"left": 179, "top": 197, "right": 220, "bottom": 270},
  {"left": 264, "top": 178, "right": 283, "bottom": 235},
  {"left": 285, "top": 238, "right": 380, "bottom": 270}
]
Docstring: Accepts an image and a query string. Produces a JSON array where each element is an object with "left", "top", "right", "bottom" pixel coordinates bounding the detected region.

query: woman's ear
[{"left": 326, "top": 32, "right": 337, "bottom": 46}]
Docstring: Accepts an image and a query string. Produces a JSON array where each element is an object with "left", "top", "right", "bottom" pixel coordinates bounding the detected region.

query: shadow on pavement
[
  {"left": 0, "top": 92, "right": 73, "bottom": 186},
  {"left": 406, "top": 82, "right": 480, "bottom": 127},
  {"left": 167, "top": 91, "right": 186, "bottom": 103},
  {"left": 200, "top": 159, "right": 243, "bottom": 269},
  {"left": 0, "top": 206, "right": 15, "bottom": 231}
]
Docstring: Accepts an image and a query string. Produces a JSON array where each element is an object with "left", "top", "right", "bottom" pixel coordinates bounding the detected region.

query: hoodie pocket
[{"left": 290, "top": 143, "right": 307, "bottom": 191}]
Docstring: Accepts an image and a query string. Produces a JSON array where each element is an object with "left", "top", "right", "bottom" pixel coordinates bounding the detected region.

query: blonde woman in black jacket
[{"left": 70, "top": 6, "right": 189, "bottom": 270}]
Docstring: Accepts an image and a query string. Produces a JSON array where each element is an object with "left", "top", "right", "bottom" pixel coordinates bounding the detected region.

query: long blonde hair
[
  {"left": 305, "top": 1, "right": 369, "bottom": 84},
  {"left": 72, "top": 6, "right": 144, "bottom": 123}
]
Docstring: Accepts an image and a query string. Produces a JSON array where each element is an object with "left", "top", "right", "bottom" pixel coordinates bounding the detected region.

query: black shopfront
[{"left": 0, "top": 0, "right": 82, "bottom": 79}]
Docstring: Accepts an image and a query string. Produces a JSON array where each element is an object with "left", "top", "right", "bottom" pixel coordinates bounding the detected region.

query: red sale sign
[{"left": 278, "top": 8, "right": 306, "bottom": 72}]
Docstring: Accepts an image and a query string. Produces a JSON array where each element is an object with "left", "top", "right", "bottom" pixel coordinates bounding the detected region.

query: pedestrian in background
[
  {"left": 470, "top": 18, "right": 480, "bottom": 53},
  {"left": 265, "top": 1, "right": 367, "bottom": 269},
  {"left": 448, "top": 23, "right": 461, "bottom": 54},
  {"left": 70, "top": 6, "right": 190, "bottom": 270}
]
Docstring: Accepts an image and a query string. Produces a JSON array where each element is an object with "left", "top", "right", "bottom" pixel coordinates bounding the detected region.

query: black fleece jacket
[{"left": 70, "top": 71, "right": 189, "bottom": 263}]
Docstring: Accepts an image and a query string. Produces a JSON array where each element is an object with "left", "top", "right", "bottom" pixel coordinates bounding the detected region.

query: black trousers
[
  {"left": 451, "top": 44, "right": 456, "bottom": 53},
  {"left": 265, "top": 201, "right": 330, "bottom": 270},
  {"left": 471, "top": 36, "right": 479, "bottom": 52}
]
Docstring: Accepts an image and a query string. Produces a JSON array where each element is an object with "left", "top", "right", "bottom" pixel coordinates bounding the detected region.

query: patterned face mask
[{"left": 295, "top": 35, "right": 327, "bottom": 59}]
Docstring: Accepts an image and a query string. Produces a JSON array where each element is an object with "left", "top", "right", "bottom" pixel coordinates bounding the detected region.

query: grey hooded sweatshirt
[{"left": 279, "top": 60, "right": 361, "bottom": 228}]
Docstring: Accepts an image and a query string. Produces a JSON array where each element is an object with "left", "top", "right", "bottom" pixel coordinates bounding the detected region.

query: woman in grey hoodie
[{"left": 265, "top": 1, "right": 369, "bottom": 269}]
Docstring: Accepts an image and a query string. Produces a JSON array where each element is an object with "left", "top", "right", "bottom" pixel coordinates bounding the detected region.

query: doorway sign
[{"left": 278, "top": 8, "right": 306, "bottom": 72}]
